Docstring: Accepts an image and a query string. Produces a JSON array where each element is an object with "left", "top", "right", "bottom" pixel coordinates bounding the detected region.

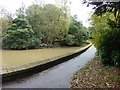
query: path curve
[{"left": 3, "top": 45, "right": 96, "bottom": 88}]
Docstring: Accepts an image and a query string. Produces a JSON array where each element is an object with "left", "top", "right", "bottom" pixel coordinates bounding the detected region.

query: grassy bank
[{"left": 70, "top": 57, "right": 120, "bottom": 88}]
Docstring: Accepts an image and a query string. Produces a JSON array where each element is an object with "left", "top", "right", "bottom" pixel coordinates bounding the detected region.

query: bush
[
  {"left": 2, "top": 17, "right": 41, "bottom": 49},
  {"left": 96, "top": 27, "right": 120, "bottom": 66},
  {"left": 91, "top": 13, "right": 120, "bottom": 67},
  {"left": 67, "top": 21, "right": 87, "bottom": 46},
  {"left": 111, "top": 50, "right": 120, "bottom": 66},
  {"left": 64, "top": 34, "right": 75, "bottom": 46}
]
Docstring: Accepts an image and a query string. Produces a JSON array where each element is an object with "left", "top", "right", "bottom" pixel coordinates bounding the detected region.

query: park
[{"left": 0, "top": 0, "right": 120, "bottom": 89}]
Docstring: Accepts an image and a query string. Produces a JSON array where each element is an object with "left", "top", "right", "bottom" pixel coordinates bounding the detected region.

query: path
[{"left": 3, "top": 45, "right": 96, "bottom": 88}]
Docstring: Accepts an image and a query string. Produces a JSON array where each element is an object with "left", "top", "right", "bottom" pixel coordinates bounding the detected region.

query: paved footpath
[{"left": 3, "top": 45, "right": 96, "bottom": 88}]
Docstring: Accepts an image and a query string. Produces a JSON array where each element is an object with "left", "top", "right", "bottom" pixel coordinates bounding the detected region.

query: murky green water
[{"left": 1, "top": 47, "right": 80, "bottom": 68}]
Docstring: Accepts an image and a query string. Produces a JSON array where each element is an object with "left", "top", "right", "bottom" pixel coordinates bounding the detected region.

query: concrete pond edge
[{"left": 2, "top": 43, "right": 92, "bottom": 82}]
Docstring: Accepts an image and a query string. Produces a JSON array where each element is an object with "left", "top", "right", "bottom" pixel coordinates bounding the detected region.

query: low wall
[{"left": 2, "top": 44, "right": 92, "bottom": 82}]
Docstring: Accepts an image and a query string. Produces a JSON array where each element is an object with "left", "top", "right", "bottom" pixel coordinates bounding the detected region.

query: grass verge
[{"left": 70, "top": 57, "right": 120, "bottom": 88}]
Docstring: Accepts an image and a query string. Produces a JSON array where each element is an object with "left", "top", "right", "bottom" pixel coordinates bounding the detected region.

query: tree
[
  {"left": 83, "top": 1, "right": 120, "bottom": 66},
  {"left": 2, "top": 17, "right": 40, "bottom": 49},
  {"left": 87, "top": 26, "right": 96, "bottom": 39},
  {"left": 88, "top": 2, "right": 120, "bottom": 66},
  {"left": 64, "top": 16, "right": 87, "bottom": 46},
  {"left": 0, "top": 18, "right": 11, "bottom": 35},
  {"left": 26, "top": 4, "right": 70, "bottom": 46},
  {"left": 85, "top": 1, "right": 120, "bottom": 15},
  {"left": 15, "top": 3, "right": 26, "bottom": 18},
  {"left": 84, "top": 1, "right": 120, "bottom": 24},
  {"left": 65, "top": 34, "right": 75, "bottom": 46},
  {"left": 26, "top": 4, "right": 43, "bottom": 44},
  {"left": 43, "top": 4, "right": 70, "bottom": 45},
  {"left": 0, "top": 8, "right": 13, "bottom": 34}
]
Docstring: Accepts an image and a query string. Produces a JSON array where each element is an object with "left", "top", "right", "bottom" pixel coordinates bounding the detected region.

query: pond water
[{"left": 1, "top": 47, "right": 80, "bottom": 68}]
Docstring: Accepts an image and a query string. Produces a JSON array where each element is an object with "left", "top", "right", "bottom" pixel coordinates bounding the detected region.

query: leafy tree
[
  {"left": 65, "top": 16, "right": 87, "bottom": 46},
  {"left": 2, "top": 17, "right": 40, "bottom": 49},
  {"left": 84, "top": 1, "right": 120, "bottom": 28},
  {"left": 87, "top": 27, "right": 95, "bottom": 39},
  {"left": 90, "top": 10, "right": 120, "bottom": 66},
  {"left": 0, "top": 8, "right": 13, "bottom": 34},
  {"left": 84, "top": 1, "right": 120, "bottom": 17},
  {"left": 84, "top": 1, "right": 120, "bottom": 66},
  {"left": 26, "top": 4, "right": 70, "bottom": 46},
  {"left": 84, "top": 1, "right": 120, "bottom": 29},
  {"left": 26, "top": 4, "right": 43, "bottom": 44},
  {"left": 0, "top": 18, "right": 11, "bottom": 35},
  {"left": 16, "top": 3, "right": 26, "bottom": 18},
  {"left": 64, "top": 34, "right": 75, "bottom": 46}
]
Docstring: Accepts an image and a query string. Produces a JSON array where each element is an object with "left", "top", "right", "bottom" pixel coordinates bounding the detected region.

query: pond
[{"left": 1, "top": 47, "right": 81, "bottom": 69}]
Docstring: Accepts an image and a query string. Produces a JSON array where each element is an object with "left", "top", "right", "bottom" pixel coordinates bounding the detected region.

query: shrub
[
  {"left": 2, "top": 17, "right": 41, "bottom": 49},
  {"left": 91, "top": 13, "right": 120, "bottom": 67},
  {"left": 111, "top": 50, "right": 120, "bottom": 66},
  {"left": 64, "top": 34, "right": 75, "bottom": 46},
  {"left": 96, "top": 26, "right": 120, "bottom": 66},
  {"left": 67, "top": 22, "right": 86, "bottom": 46}
]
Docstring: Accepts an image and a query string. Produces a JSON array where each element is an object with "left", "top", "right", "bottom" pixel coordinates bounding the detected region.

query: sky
[{"left": 0, "top": 0, "right": 94, "bottom": 27}]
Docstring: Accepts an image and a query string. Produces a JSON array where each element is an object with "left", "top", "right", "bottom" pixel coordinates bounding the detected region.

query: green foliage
[
  {"left": 8, "top": 18, "right": 31, "bottom": 30},
  {"left": 0, "top": 9, "right": 13, "bottom": 35},
  {"left": 0, "top": 18, "right": 11, "bottom": 35},
  {"left": 16, "top": 4, "right": 26, "bottom": 18},
  {"left": 91, "top": 12, "right": 120, "bottom": 66},
  {"left": 86, "top": 2, "right": 120, "bottom": 66},
  {"left": 64, "top": 34, "right": 75, "bottom": 46},
  {"left": 2, "top": 17, "right": 40, "bottom": 49},
  {"left": 85, "top": 1, "right": 120, "bottom": 18},
  {"left": 65, "top": 16, "right": 88, "bottom": 46},
  {"left": 2, "top": 3, "right": 88, "bottom": 49},
  {"left": 87, "top": 27, "right": 96, "bottom": 39},
  {"left": 26, "top": 4, "right": 70, "bottom": 46},
  {"left": 26, "top": 4, "right": 43, "bottom": 40},
  {"left": 97, "top": 27, "right": 120, "bottom": 66}
]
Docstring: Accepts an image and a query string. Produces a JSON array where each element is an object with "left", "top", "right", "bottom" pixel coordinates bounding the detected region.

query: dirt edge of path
[{"left": 70, "top": 57, "right": 120, "bottom": 89}]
